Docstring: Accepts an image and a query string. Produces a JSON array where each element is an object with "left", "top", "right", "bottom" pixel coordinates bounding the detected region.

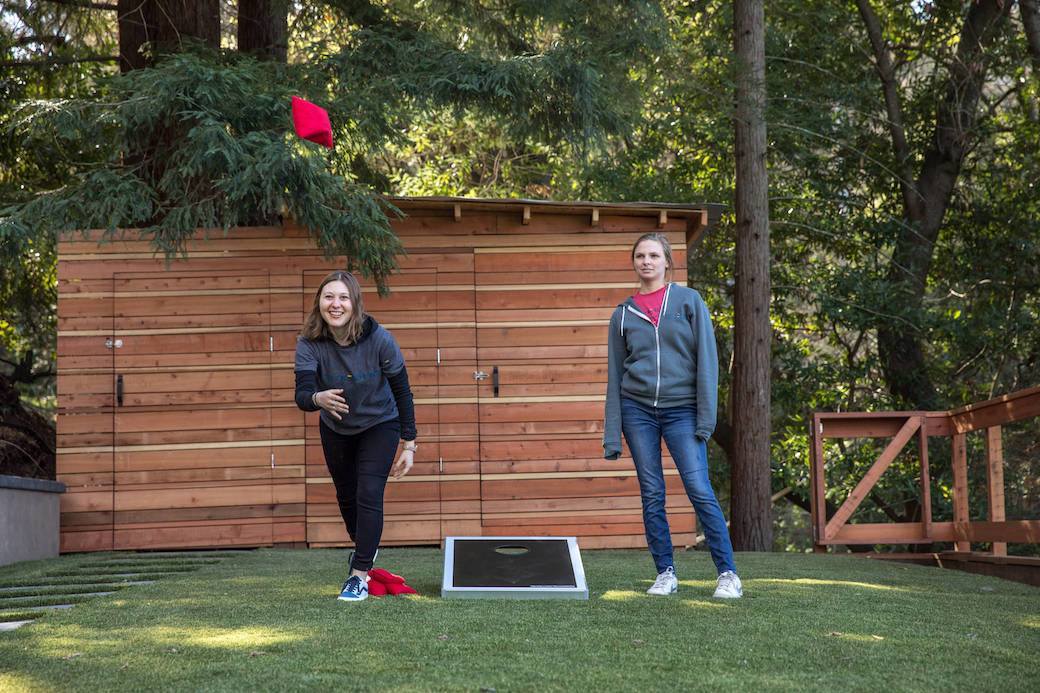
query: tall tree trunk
[
  {"left": 1022, "top": 0, "right": 1040, "bottom": 70},
  {"left": 238, "top": 0, "right": 288, "bottom": 62},
  {"left": 117, "top": 0, "right": 220, "bottom": 72},
  {"left": 115, "top": 0, "right": 220, "bottom": 206},
  {"left": 868, "top": 0, "right": 1011, "bottom": 410},
  {"left": 730, "top": 0, "right": 773, "bottom": 552}
]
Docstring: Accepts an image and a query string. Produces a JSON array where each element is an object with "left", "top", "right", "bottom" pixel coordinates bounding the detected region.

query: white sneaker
[
  {"left": 646, "top": 566, "right": 678, "bottom": 595},
  {"left": 713, "top": 571, "right": 743, "bottom": 599}
]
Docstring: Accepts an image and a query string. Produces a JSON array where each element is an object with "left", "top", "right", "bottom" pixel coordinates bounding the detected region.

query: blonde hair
[
  {"left": 301, "top": 271, "right": 366, "bottom": 344},
  {"left": 631, "top": 232, "right": 675, "bottom": 282}
]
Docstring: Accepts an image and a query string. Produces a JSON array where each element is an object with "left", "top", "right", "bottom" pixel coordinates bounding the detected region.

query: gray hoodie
[{"left": 603, "top": 283, "right": 719, "bottom": 460}]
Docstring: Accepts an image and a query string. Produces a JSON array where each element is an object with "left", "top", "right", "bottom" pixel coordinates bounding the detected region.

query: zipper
[{"left": 625, "top": 284, "right": 671, "bottom": 408}]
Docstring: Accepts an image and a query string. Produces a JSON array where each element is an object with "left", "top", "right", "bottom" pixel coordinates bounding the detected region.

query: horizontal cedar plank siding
[{"left": 57, "top": 206, "right": 707, "bottom": 551}]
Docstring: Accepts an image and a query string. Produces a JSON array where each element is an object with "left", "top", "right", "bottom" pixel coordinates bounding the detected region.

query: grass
[{"left": 0, "top": 549, "right": 1038, "bottom": 692}]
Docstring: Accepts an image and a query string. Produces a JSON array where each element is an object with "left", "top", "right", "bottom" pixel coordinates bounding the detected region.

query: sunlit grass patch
[
  {"left": 599, "top": 589, "right": 641, "bottom": 601},
  {"left": 753, "top": 577, "right": 911, "bottom": 592}
]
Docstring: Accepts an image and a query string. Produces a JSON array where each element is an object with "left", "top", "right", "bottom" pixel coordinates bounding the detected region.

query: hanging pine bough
[
  {"left": 1, "top": 49, "right": 402, "bottom": 287},
  {"left": 2, "top": 0, "right": 659, "bottom": 290}
]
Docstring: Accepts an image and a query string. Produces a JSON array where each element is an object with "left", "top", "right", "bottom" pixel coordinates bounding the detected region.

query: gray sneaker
[
  {"left": 646, "top": 566, "right": 678, "bottom": 595},
  {"left": 713, "top": 570, "right": 743, "bottom": 598}
]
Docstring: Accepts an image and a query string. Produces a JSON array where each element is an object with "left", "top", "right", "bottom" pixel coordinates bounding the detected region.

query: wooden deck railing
[{"left": 809, "top": 386, "right": 1040, "bottom": 553}]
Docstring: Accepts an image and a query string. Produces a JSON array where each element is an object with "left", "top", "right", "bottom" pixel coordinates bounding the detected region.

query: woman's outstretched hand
[
  {"left": 391, "top": 448, "right": 414, "bottom": 479},
  {"left": 314, "top": 388, "right": 349, "bottom": 420}
]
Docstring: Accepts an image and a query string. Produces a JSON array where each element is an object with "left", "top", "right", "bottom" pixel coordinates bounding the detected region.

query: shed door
[
  {"left": 302, "top": 270, "right": 448, "bottom": 547},
  {"left": 112, "top": 270, "right": 277, "bottom": 549},
  {"left": 473, "top": 239, "right": 696, "bottom": 548}
]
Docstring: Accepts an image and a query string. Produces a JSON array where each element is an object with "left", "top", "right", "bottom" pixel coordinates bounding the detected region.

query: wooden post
[
  {"left": 919, "top": 425, "right": 932, "bottom": 540},
  {"left": 521, "top": 206, "right": 531, "bottom": 225},
  {"left": 809, "top": 416, "right": 827, "bottom": 552},
  {"left": 453, "top": 203, "right": 461, "bottom": 222},
  {"left": 590, "top": 208, "right": 599, "bottom": 226},
  {"left": 952, "top": 432, "right": 970, "bottom": 552},
  {"left": 985, "top": 426, "right": 1006, "bottom": 556}
]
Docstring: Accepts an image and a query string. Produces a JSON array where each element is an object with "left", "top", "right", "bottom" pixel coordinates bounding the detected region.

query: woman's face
[
  {"left": 319, "top": 280, "right": 353, "bottom": 328},
  {"left": 632, "top": 239, "right": 668, "bottom": 284}
]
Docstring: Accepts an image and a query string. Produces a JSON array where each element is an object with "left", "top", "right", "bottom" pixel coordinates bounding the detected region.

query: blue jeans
[{"left": 621, "top": 397, "right": 736, "bottom": 575}]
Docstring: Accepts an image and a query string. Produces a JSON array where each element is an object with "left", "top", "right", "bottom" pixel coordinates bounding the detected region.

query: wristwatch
[{"left": 403, "top": 442, "right": 418, "bottom": 452}]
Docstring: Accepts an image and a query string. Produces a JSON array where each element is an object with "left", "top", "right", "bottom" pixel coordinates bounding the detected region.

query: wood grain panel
[{"left": 58, "top": 208, "right": 707, "bottom": 552}]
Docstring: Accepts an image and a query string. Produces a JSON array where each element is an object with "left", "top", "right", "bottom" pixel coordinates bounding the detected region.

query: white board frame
[{"left": 441, "top": 536, "right": 589, "bottom": 600}]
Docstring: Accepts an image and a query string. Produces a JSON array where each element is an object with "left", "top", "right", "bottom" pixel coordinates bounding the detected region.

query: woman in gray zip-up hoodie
[{"left": 603, "top": 232, "right": 742, "bottom": 599}]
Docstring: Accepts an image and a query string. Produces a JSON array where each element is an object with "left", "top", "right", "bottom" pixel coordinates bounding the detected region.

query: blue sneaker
[{"left": 337, "top": 575, "right": 368, "bottom": 602}]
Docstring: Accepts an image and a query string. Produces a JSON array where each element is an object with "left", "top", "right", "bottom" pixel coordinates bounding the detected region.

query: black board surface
[{"left": 452, "top": 539, "right": 577, "bottom": 587}]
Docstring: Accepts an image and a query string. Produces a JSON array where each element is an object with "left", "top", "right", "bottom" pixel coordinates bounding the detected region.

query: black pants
[{"left": 319, "top": 418, "right": 400, "bottom": 571}]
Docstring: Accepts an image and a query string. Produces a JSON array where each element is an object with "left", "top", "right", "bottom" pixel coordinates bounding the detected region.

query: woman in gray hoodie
[
  {"left": 603, "top": 232, "right": 742, "bottom": 598},
  {"left": 294, "top": 271, "right": 417, "bottom": 602}
]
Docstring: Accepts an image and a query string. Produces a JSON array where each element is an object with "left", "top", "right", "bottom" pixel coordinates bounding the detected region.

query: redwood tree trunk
[
  {"left": 238, "top": 0, "right": 288, "bottom": 62},
  {"left": 730, "top": 0, "right": 773, "bottom": 551},
  {"left": 117, "top": 0, "right": 220, "bottom": 72},
  {"left": 1022, "top": 0, "right": 1040, "bottom": 70},
  {"left": 115, "top": 0, "right": 221, "bottom": 205}
]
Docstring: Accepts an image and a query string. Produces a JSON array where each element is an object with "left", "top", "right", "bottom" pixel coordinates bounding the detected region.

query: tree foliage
[{"left": 0, "top": 0, "right": 665, "bottom": 477}]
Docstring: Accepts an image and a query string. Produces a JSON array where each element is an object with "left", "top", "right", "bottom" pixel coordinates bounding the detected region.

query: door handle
[
  {"left": 492, "top": 366, "right": 499, "bottom": 397},
  {"left": 116, "top": 374, "right": 124, "bottom": 407}
]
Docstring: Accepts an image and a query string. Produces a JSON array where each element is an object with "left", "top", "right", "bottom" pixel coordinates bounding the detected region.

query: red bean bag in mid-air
[{"left": 291, "top": 96, "right": 333, "bottom": 149}]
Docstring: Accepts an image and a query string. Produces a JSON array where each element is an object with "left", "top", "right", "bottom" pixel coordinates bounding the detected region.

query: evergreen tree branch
[
  {"left": 0, "top": 55, "right": 118, "bottom": 68},
  {"left": 39, "top": 0, "right": 118, "bottom": 9},
  {"left": 854, "top": 0, "right": 917, "bottom": 214}
]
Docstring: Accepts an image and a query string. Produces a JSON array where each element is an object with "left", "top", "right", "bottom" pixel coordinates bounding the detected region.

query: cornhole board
[{"left": 441, "top": 536, "right": 588, "bottom": 600}]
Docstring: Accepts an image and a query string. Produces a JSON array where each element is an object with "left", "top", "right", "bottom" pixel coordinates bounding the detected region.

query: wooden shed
[{"left": 56, "top": 197, "right": 722, "bottom": 553}]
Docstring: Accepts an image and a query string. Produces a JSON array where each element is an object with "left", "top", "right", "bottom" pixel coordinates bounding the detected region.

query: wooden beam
[
  {"left": 590, "top": 208, "right": 599, "bottom": 226},
  {"left": 953, "top": 520, "right": 1040, "bottom": 544},
  {"left": 948, "top": 385, "right": 1040, "bottom": 433},
  {"left": 657, "top": 210, "right": 667, "bottom": 228},
  {"left": 521, "top": 206, "right": 531, "bottom": 226},
  {"left": 919, "top": 424, "right": 932, "bottom": 540},
  {"left": 815, "top": 413, "right": 948, "bottom": 438},
  {"left": 809, "top": 415, "right": 827, "bottom": 552},
  {"left": 453, "top": 204, "right": 461, "bottom": 222},
  {"left": 685, "top": 209, "right": 709, "bottom": 247},
  {"left": 986, "top": 426, "right": 1006, "bottom": 556},
  {"left": 827, "top": 521, "right": 956, "bottom": 544},
  {"left": 825, "top": 416, "right": 921, "bottom": 540},
  {"left": 952, "top": 432, "right": 970, "bottom": 551}
]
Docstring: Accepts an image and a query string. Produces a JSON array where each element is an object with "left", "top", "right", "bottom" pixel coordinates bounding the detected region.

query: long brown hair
[
  {"left": 631, "top": 232, "right": 675, "bottom": 283},
  {"left": 301, "top": 271, "right": 366, "bottom": 344}
]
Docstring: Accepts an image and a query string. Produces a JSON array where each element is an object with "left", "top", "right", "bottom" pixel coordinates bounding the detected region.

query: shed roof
[{"left": 387, "top": 196, "right": 724, "bottom": 245}]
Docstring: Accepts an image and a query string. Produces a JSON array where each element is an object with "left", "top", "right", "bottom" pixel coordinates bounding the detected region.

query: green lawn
[{"left": 1, "top": 549, "right": 1038, "bottom": 692}]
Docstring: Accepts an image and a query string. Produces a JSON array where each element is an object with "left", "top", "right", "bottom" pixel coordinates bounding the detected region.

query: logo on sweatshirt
[{"left": 340, "top": 368, "right": 380, "bottom": 385}]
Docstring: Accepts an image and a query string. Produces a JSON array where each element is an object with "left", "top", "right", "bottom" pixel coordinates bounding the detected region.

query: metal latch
[{"left": 473, "top": 371, "right": 489, "bottom": 380}]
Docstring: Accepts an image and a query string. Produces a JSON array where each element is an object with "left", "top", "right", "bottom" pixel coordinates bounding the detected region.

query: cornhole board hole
[{"left": 441, "top": 536, "right": 588, "bottom": 600}]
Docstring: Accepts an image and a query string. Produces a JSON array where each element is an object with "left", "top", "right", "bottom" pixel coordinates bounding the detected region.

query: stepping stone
[
  {"left": 79, "top": 573, "right": 158, "bottom": 579},
  {"left": 0, "top": 581, "right": 153, "bottom": 594},
  {"left": 4, "top": 591, "right": 117, "bottom": 600},
  {"left": 0, "top": 593, "right": 108, "bottom": 606},
  {"left": 0, "top": 604, "right": 76, "bottom": 613},
  {"left": 0, "top": 620, "right": 34, "bottom": 632}
]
